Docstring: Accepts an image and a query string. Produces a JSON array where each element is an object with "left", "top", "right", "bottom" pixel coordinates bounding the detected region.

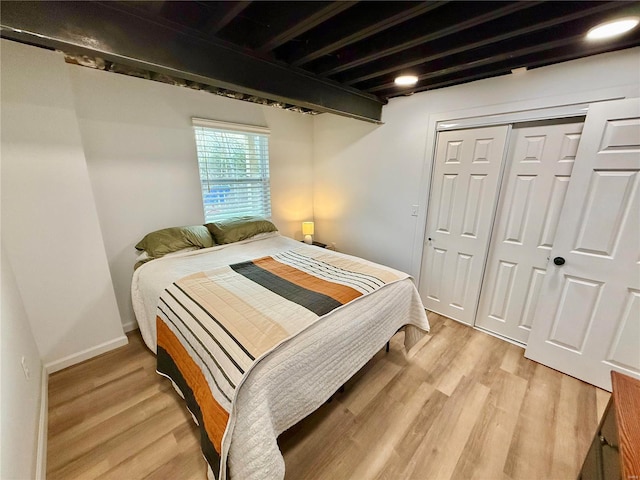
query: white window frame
[{"left": 192, "top": 118, "right": 271, "bottom": 223}]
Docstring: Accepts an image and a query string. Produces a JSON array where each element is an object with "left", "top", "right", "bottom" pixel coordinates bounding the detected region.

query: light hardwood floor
[{"left": 47, "top": 312, "right": 610, "bottom": 479}]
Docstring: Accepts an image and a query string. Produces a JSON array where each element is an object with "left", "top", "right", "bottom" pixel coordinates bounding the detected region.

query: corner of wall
[
  {"left": 35, "top": 366, "right": 48, "bottom": 480},
  {"left": 45, "top": 335, "right": 129, "bottom": 374},
  {"left": 121, "top": 319, "right": 139, "bottom": 333},
  {"left": 2, "top": 39, "right": 126, "bottom": 371}
]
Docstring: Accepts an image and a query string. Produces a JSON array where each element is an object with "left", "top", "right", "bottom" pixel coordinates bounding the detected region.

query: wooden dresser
[{"left": 579, "top": 371, "right": 640, "bottom": 480}]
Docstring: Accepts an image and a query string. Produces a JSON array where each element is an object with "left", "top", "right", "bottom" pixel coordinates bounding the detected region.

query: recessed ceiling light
[
  {"left": 394, "top": 75, "right": 418, "bottom": 86},
  {"left": 586, "top": 17, "right": 639, "bottom": 41}
]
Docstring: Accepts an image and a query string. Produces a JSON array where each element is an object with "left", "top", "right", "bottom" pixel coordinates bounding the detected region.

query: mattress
[{"left": 131, "top": 232, "right": 430, "bottom": 479}]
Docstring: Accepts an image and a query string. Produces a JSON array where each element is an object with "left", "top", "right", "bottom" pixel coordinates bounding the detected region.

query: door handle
[
  {"left": 553, "top": 257, "right": 565, "bottom": 266},
  {"left": 599, "top": 434, "right": 619, "bottom": 451}
]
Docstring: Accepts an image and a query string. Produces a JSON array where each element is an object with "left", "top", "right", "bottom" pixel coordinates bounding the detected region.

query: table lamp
[{"left": 302, "top": 221, "right": 314, "bottom": 244}]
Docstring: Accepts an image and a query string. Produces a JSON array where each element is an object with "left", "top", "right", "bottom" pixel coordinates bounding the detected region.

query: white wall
[
  {"left": 313, "top": 48, "right": 640, "bottom": 279},
  {"left": 3, "top": 39, "right": 638, "bottom": 347},
  {"left": 68, "top": 66, "right": 314, "bottom": 331},
  {"left": 1, "top": 40, "right": 127, "bottom": 370},
  {"left": 0, "top": 246, "right": 44, "bottom": 480}
]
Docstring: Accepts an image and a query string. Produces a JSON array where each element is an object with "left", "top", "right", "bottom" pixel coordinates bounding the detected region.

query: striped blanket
[{"left": 155, "top": 247, "right": 410, "bottom": 479}]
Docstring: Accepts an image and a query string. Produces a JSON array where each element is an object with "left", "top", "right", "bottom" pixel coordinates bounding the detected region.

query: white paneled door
[
  {"left": 420, "top": 126, "right": 509, "bottom": 325},
  {"left": 475, "top": 121, "right": 584, "bottom": 344},
  {"left": 525, "top": 98, "right": 640, "bottom": 391}
]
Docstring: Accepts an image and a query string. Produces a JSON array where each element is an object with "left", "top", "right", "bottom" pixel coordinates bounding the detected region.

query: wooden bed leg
[{"left": 385, "top": 341, "right": 390, "bottom": 353}]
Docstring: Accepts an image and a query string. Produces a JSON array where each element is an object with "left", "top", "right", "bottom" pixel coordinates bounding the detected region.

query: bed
[{"left": 131, "top": 230, "right": 430, "bottom": 480}]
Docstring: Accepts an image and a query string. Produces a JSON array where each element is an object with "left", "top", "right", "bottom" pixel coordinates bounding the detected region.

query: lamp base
[{"left": 304, "top": 234, "right": 312, "bottom": 244}]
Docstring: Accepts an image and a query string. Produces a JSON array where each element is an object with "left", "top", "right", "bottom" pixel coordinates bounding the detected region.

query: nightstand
[{"left": 302, "top": 240, "right": 327, "bottom": 248}]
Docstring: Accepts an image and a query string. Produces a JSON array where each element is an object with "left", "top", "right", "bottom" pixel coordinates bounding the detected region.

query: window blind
[{"left": 192, "top": 120, "right": 271, "bottom": 223}]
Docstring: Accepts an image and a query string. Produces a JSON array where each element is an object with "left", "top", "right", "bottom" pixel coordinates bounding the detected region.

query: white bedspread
[
  {"left": 132, "top": 233, "right": 302, "bottom": 352},
  {"left": 131, "top": 233, "right": 430, "bottom": 479}
]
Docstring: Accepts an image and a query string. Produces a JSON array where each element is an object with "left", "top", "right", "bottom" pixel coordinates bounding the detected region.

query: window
[{"left": 192, "top": 118, "right": 271, "bottom": 222}]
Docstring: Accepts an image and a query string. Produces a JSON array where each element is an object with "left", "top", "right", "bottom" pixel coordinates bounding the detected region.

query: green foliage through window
[{"left": 193, "top": 124, "right": 271, "bottom": 222}]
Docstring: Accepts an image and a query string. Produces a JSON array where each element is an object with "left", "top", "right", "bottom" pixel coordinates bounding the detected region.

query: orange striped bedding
[{"left": 155, "top": 246, "right": 408, "bottom": 479}]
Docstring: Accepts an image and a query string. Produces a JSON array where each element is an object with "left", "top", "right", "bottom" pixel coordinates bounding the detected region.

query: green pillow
[
  {"left": 205, "top": 216, "right": 277, "bottom": 244},
  {"left": 135, "top": 225, "right": 214, "bottom": 258}
]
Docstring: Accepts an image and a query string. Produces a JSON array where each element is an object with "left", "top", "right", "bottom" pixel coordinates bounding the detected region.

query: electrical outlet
[
  {"left": 411, "top": 205, "right": 419, "bottom": 217},
  {"left": 21, "top": 355, "right": 31, "bottom": 380}
]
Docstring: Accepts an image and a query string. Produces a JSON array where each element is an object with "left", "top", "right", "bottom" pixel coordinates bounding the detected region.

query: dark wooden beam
[
  {"left": 380, "top": 38, "right": 640, "bottom": 99},
  {"left": 368, "top": 34, "right": 586, "bottom": 93},
  {"left": 369, "top": 35, "right": 638, "bottom": 97},
  {"left": 291, "top": 1, "right": 446, "bottom": 67},
  {"left": 319, "top": 1, "right": 541, "bottom": 77},
  {"left": 207, "top": 1, "right": 252, "bottom": 36},
  {"left": 257, "top": 2, "right": 357, "bottom": 53},
  {"left": 0, "top": 1, "right": 384, "bottom": 122},
  {"left": 343, "top": 2, "right": 624, "bottom": 87},
  {"left": 139, "top": 1, "right": 166, "bottom": 17}
]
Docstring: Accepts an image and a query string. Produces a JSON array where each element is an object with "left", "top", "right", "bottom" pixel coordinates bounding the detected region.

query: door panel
[
  {"left": 520, "top": 267, "right": 545, "bottom": 330},
  {"left": 436, "top": 175, "right": 457, "bottom": 233},
  {"left": 451, "top": 252, "right": 473, "bottom": 309},
  {"left": 548, "top": 275, "right": 603, "bottom": 351},
  {"left": 426, "top": 248, "right": 447, "bottom": 303},
  {"left": 539, "top": 176, "right": 571, "bottom": 248},
  {"left": 573, "top": 170, "right": 636, "bottom": 256},
  {"left": 525, "top": 98, "right": 640, "bottom": 391},
  {"left": 461, "top": 174, "right": 486, "bottom": 237},
  {"left": 475, "top": 121, "right": 584, "bottom": 343},
  {"left": 608, "top": 289, "right": 640, "bottom": 369},
  {"left": 504, "top": 174, "right": 535, "bottom": 243},
  {"left": 420, "top": 126, "right": 509, "bottom": 324},
  {"left": 488, "top": 260, "right": 517, "bottom": 320}
]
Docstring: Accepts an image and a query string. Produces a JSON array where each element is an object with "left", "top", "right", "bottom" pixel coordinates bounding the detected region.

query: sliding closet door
[
  {"left": 525, "top": 98, "right": 640, "bottom": 391},
  {"left": 475, "top": 120, "right": 584, "bottom": 344},
  {"left": 420, "top": 126, "right": 509, "bottom": 325}
]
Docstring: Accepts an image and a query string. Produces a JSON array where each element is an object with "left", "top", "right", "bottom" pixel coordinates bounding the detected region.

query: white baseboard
[
  {"left": 35, "top": 336, "right": 129, "bottom": 477},
  {"left": 45, "top": 335, "right": 129, "bottom": 374},
  {"left": 121, "top": 319, "right": 139, "bottom": 333},
  {"left": 36, "top": 365, "right": 48, "bottom": 480}
]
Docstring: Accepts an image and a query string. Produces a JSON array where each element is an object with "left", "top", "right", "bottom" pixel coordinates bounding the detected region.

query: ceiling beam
[
  {"left": 380, "top": 38, "right": 640, "bottom": 99},
  {"left": 319, "top": 1, "right": 541, "bottom": 77},
  {"left": 141, "top": 1, "right": 167, "bottom": 17},
  {"left": 0, "top": 1, "right": 384, "bottom": 122},
  {"left": 207, "top": 1, "right": 252, "bottom": 36},
  {"left": 291, "top": 1, "right": 446, "bottom": 67},
  {"left": 257, "top": 2, "right": 357, "bottom": 54},
  {"left": 343, "top": 2, "right": 625, "bottom": 87},
  {"left": 368, "top": 33, "right": 591, "bottom": 94},
  {"left": 369, "top": 34, "right": 584, "bottom": 93}
]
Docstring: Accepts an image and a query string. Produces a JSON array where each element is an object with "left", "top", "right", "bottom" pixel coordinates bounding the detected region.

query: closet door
[
  {"left": 525, "top": 98, "right": 640, "bottom": 391},
  {"left": 475, "top": 120, "right": 584, "bottom": 344},
  {"left": 420, "top": 126, "right": 509, "bottom": 325}
]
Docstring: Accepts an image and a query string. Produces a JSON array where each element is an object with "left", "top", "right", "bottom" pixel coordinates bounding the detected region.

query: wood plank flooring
[{"left": 47, "top": 312, "right": 609, "bottom": 479}]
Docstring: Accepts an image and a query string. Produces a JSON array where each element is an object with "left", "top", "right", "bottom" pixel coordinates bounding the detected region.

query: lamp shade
[{"left": 302, "top": 222, "right": 314, "bottom": 235}]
